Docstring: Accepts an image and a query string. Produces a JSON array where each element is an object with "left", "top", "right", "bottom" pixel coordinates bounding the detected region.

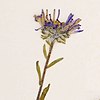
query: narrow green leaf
[
  {"left": 40, "top": 84, "right": 50, "bottom": 100},
  {"left": 36, "top": 61, "right": 42, "bottom": 85},
  {"left": 43, "top": 44, "right": 47, "bottom": 59},
  {"left": 47, "top": 57, "right": 64, "bottom": 68}
]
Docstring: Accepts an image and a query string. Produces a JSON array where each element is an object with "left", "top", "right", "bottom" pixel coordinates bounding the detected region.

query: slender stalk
[{"left": 36, "top": 42, "right": 54, "bottom": 100}]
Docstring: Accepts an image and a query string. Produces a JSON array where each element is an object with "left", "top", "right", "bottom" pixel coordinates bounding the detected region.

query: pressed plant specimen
[{"left": 34, "top": 9, "right": 83, "bottom": 100}]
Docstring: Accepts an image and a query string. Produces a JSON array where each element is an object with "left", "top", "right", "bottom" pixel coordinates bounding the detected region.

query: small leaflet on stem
[
  {"left": 47, "top": 57, "right": 64, "bottom": 68},
  {"left": 36, "top": 61, "right": 42, "bottom": 85},
  {"left": 43, "top": 44, "right": 48, "bottom": 59}
]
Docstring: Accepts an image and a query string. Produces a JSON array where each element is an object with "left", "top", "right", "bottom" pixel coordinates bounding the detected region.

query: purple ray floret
[
  {"left": 75, "top": 30, "right": 84, "bottom": 33},
  {"left": 66, "top": 13, "right": 74, "bottom": 25}
]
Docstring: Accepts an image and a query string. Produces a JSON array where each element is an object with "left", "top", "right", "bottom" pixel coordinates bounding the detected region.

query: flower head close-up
[{"left": 34, "top": 9, "right": 83, "bottom": 44}]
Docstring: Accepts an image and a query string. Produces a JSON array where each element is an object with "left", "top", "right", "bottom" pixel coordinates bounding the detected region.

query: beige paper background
[{"left": 0, "top": 0, "right": 100, "bottom": 100}]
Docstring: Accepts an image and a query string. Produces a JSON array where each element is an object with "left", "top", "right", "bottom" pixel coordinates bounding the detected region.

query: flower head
[{"left": 34, "top": 9, "right": 83, "bottom": 44}]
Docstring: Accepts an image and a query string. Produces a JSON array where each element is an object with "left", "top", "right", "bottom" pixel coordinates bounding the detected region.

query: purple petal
[
  {"left": 37, "top": 14, "right": 42, "bottom": 18},
  {"left": 77, "top": 30, "right": 83, "bottom": 32},
  {"left": 70, "top": 24, "right": 81, "bottom": 30},
  {"left": 73, "top": 18, "right": 81, "bottom": 25},
  {"left": 34, "top": 14, "right": 42, "bottom": 22},
  {"left": 74, "top": 30, "right": 84, "bottom": 33},
  {"left": 66, "top": 13, "right": 74, "bottom": 25}
]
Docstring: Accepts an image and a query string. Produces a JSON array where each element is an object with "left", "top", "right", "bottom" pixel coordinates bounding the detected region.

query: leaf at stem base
[{"left": 40, "top": 84, "right": 50, "bottom": 100}]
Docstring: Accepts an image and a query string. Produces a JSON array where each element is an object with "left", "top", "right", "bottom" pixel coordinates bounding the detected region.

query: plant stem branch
[{"left": 36, "top": 42, "right": 54, "bottom": 100}]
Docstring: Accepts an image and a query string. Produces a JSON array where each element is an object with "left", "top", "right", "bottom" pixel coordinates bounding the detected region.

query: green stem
[{"left": 36, "top": 42, "right": 54, "bottom": 100}]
